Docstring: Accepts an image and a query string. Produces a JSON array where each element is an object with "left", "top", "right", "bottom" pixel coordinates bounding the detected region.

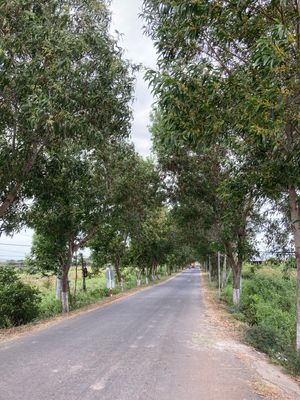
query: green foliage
[
  {"left": 0, "top": 0, "right": 134, "bottom": 232},
  {"left": 0, "top": 268, "right": 41, "bottom": 327},
  {"left": 222, "top": 284, "right": 233, "bottom": 306},
  {"left": 283, "top": 349, "right": 300, "bottom": 375},
  {"left": 90, "top": 156, "right": 162, "bottom": 281},
  {"left": 39, "top": 294, "right": 62, "bottom": 319},
  {"left": 25, "top": 233, "right": 61, "bottom": 276},
  {"left": 223, "top": 264, "right": 298, "bottom": 372},
  {"left": 245, "top": 325, "right": 283, "bottom": 355}
]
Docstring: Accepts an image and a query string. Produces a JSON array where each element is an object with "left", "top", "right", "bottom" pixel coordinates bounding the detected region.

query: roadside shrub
[
  {"left": 221, "top": 284, "right": 232, "bottom": 305},
  {"left": 245, "top": 324, "right": 280, "bottom": 355},
  {"left": 69, "top": 286, "right": 120, "bottom": 310},
  {"left": 0, "top": 267, "right": 16, "bottom": 285},
  {"left": 70, "top": 291, "right": 96, "bottom": 309},
  {"left": 282, "top": 349, "right": 300, "bottom": 375},
  {"left": 0, "top": 268, "right": 41, "bottom": 328},
  {"left": 122, "top": 267, "right": 136, "bottom": 283},
  {"left": 39, "top": 294, "right": 62, "bottom": 318},
  {"left": 222, "top": 264, "right": 298, "bottom": 373},
  {"left": 99, "top": 288, "right": 110, "bottom": 297},
  {"left": 42, "top": 278, "right": 53, "bottom": 290}
]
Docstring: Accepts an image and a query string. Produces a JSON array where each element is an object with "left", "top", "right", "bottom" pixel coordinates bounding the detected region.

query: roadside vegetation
[{"left": 213, "top": 260, "right": 299, "bottom": 374}]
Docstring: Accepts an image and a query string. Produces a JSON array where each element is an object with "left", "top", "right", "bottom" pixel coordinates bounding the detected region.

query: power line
[{"left": 0, "top": 243, "right": 31, "bottom": 247}]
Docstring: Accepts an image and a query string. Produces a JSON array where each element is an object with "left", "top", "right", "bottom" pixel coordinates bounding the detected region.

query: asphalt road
[{"left": 0, "top": 269, "right": 261, "bottom": 400}]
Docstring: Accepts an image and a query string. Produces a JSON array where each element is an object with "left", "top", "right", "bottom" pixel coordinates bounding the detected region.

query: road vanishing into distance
[{"left": 0, "top": 269, "right": 265, "bottom": 399}]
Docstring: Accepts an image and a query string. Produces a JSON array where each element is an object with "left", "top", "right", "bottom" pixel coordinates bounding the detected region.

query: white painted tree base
[
  {"left": 297, "top": 323, "right": 300, "bottom": 351},
  {"left": 62, "top": 291, "right": 69, "bottom": 313},
  {"left": 233, "top": 289, "right": 240, "bottom": 307}
]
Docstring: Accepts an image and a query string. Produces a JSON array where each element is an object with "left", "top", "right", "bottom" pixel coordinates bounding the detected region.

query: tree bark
[
  {"left": 60, "top": 244, "right": 73, "bottom": 313},
  {"left": 61, "top": 266, "right": 70, "bottom": 313},
  {"left": 225, "top": 242, "right": 242, "bottom": 307},
  {"left": 135, "top": 267, "right": 141, "bottom": 286},
  {"left": 114, "top": 256, "right": 123, "bottom": 290},
  {"left": 232, "top": 264, "right": 242, "bottom": 307},
  {"left": 221, "top": 255, "right": 227, "bottom": 289},
  {"left": 208, "top": 256, "right": 212, "bottom": 282},
  {"left": 152, "top": 260, "right": 158, "bottom": 280},
  {"left": 145, "top": 267, "right": 149, "bottom": 284},
  {"left": 288, "top": 184, "right": 300, "bottom": 351}
]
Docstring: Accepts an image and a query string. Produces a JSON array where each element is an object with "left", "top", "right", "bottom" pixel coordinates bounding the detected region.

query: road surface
[{"left": 0, "top": 269, "right": 263, "bottom": 399}]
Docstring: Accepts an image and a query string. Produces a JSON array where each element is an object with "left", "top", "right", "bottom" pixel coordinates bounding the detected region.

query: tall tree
[
  {"left": 28, "top": 140, "right": 137, "bottom": 312},
  {"left": 90, "top": 156, "right": 161, "bottom": 286},
  {"left": 0, "top": 0, "right": 133, "bottom": 232},
  {"left": 143, "top": 0, "right": 300, "bottom": 344}
]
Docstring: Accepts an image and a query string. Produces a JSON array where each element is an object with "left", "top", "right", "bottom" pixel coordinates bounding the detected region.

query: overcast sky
[
  {"left": 111, "top": 0, "right": 156, "bottom": 156},
  {"left": 1, "top": 0, "right": 156, "bottom": 260}
]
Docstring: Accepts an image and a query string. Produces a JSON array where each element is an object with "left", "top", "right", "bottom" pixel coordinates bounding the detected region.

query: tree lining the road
[
  {"left": 0, "top": 0, "right": 133, "bottom": 233},
  {"left": 142, "top": 0, "right": 300, "bottom": 353},
  {"left": 0, "top": 0, "right": 196, "bottom": 316}
]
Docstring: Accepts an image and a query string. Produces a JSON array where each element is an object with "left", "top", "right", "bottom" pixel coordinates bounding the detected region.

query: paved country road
[{"left": 0, "top": 269, "right": 293, "bottom": 400}]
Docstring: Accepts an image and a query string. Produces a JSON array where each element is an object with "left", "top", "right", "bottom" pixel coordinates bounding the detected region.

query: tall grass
[{"left": 221, "top": 262, "right": 300, "bottom": 374}]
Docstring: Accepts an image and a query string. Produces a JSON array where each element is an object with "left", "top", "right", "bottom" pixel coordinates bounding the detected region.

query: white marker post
[{"left": 105, "top": 265, "right": 115, "bottom": 296}]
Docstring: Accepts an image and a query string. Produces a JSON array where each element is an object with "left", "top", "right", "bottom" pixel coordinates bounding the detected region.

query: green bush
[
  {"left": 221, "top": 284, "right": 232, "bottom": 305},
  {"left": 0, "top": 268, "right": 41, "bottom": 328},
  {"left": 122, "top": 267, "right": 136, "bottom": 283},
  {"left": 282, "top": 349, "right": 300, "bottom": 375},
  {"left": 222, "top": 264, "right": 298, "bottom": 373},
  {"left": 245, "top": 324, "right": 281, "bottom": 355},
  {"left": 39, "top": 294, "right": 62, "bottom": 318}
]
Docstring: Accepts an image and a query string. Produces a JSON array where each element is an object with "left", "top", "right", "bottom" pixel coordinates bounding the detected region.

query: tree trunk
[
  {"left": 152, "top": 260, "right": 158, "bottom": 280},
  {"left": 225, "top": 242, "right": 242, "bottom": 307},
  {"left": 144, "top": 267, "right": 148, "bottom": 284},
  {"left": 148, "top": 264, "right": 153, "bottom": 281},
  {"left": 288, "top": 184, "right": 300, "bottom": 351},
  {"left": 217, "top": 252, "right": 221, "bottom": 298},
  {"left": 61, "top": 266, "right": 70, "bottom": 313},
  {"left": 232, "top": 262, "right": 242, "bottom": 307},
  {"left": 221, "top": 255, "right": 227, "bottom": 289},
  {"left": 60, "top": 245, "right": 73, "bottom": 313},
  {"left": 114, "top": 256, "right": 123, "bottom": 290},
  {"left": 135, "top": 268, "right": 141, "bottom": 286}
]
